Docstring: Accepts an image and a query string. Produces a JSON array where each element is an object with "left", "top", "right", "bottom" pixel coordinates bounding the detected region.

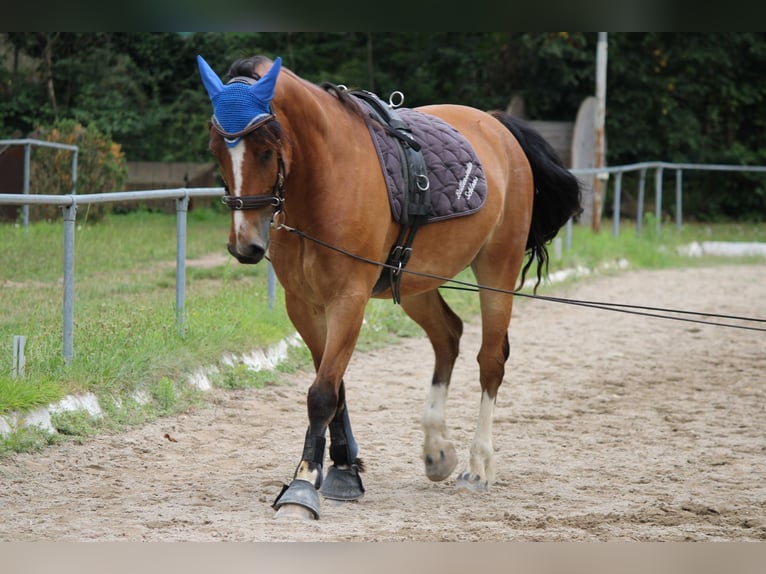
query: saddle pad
[{"left": 358, "top": 101, "right": 488, "bottom": 224}]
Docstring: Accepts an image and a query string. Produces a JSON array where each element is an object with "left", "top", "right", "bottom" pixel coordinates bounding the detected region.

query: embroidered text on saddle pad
[{"left": 359, "top": 102, "right": 488, "bottom": 223}]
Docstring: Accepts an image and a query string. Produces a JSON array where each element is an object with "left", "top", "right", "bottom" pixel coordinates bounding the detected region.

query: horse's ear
[
  {"left": 251, "top": 56, "right": 282, "bottom": 106},
  {"left": 197, "top": 55, "right": 224, "bottom": 101}
]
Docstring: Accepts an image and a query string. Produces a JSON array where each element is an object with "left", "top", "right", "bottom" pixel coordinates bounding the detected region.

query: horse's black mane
[
  {"left": 221, "top": 56, "right": 368, "bottom": 144},
  {"left": 225, "top": 55, "right": 272, "bottom": 82},
  {"left": 225, "top": 55, "right": 368, "bottom": 126},
  {"left": 320, "top": 82, "right": 368, "bottom": 122}
]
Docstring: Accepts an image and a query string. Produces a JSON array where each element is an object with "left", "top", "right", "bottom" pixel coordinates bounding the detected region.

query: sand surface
[{"left": 2, "top": 264, "right": 765, "bottom": 541}]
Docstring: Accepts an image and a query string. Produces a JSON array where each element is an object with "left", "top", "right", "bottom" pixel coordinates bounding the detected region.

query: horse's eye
[{"left": 260, "top": 149, "right": 274, "bottom": 164}]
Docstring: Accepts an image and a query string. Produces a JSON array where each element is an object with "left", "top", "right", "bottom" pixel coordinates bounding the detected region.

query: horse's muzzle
[{"left": 228, "top": 242, "right": 266, "bottom": 264}]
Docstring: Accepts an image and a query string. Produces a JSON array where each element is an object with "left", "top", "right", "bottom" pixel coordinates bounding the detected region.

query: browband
[{"left": 210, "top": 113, "right": 276, "bottom": 140}]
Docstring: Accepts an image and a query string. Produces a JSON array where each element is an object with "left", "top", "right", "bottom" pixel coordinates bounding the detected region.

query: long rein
[
  {"left": 211, "top": 103, "right": 765, "bottom": 334},
  {"left": 272, "top": 221, "right": 766, "bottom": 334}
]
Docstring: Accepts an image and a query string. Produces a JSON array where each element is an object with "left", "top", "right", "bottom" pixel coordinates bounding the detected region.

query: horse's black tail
[{"left": 489, "top": 111, "right": 583, "bottom": 291}]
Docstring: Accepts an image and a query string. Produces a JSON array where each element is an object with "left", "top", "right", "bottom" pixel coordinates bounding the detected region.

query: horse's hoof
[
  {"left": 424, "top": 443, "right": 458, "bottom": 481},
  {"left": 455, "top": 471, "right": 488, "bottom": 492},
  {"left": 272, "top": 479, "right": 320, "bottom": 519},
  {"left": 274, "top": 503, "right": 316, "bottom": 520},
  {"left": 320, "top": 464, "right": 365, "bottom": 501}
]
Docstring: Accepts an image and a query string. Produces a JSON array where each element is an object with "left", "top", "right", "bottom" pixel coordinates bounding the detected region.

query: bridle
[
  {"left": 212, "top": 74, "right": 287, "bottom": 216},
  {"left": 218, "top": 144, "right": 286, "bottom": 214}
]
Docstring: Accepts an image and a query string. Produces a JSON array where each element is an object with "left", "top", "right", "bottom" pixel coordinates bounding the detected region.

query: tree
[
  {"left": 29, "top": 119, "right": 127, "bottom": 221},
  {"left": 3, "top": 32, "right": 765, "bottom": 220},
  {"left": 607, "top": 33, "right": 766, "bottom": 219}
]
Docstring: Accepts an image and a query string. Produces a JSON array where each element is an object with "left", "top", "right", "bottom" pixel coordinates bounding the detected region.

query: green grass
[
  {"left": 0, "top": 377, "right": 63, "bottom": 413},
  {"left": 0, "top": 426, "right": 60, "bottom": 455},
  {"left": 1, "top": 209, "right": 764, "bottom": 453},
  {"left": 554, "top": 218, "right": 766, "bottom": 274},
  {"left": 1, "top": 209, "right": 293, "bottom": 418}
]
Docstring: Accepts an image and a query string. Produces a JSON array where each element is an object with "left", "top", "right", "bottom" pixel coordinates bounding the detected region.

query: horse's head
[{"left": 198, "top": 54, "right": 284, "bottom": 264}]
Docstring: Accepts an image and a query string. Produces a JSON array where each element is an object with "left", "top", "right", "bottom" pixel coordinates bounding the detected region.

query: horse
[{"left": 197, "top": 54, "right": 582, "bottom": 520}]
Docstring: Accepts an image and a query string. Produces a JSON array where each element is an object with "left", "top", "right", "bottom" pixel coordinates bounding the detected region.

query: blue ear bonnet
[
  {"left": 211, "top": 82, "right": 269, "bottom": 137},
  {"left": 197, "top": 55, "right": 282, "bottom": 147}
]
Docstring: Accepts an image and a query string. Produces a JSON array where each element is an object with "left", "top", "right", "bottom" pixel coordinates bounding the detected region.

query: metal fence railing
[
  {"left": 570, "top": 161, "right": 766, "bottom": 239},
  {"left": 1, "top": 187, "right": 226, "bottom": 364},
  {"left": 0, "top": 138, "right": 79, "bottom": 228},
  {"left": 2, "top": 161, "right": 765, "bottom": 364}
]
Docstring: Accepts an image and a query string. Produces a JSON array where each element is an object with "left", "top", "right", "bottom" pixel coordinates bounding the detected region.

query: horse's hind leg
[
  {"left": 400, "top": 289, "right": 463, "bottom": 482},
  {"left": 455, "top": 323, "right": 508, "bottom": 491},
  {"left": 456, "top": 262, "right": 518, "bottom": 491}
]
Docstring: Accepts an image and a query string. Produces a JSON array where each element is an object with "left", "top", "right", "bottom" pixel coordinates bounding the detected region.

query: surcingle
[{"left": 355, "top": 97, "right": 488, "bottom": 224}]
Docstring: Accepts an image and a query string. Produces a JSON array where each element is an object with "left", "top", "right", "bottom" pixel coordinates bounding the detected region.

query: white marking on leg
[
  {"left": 469, "top": 390, "right": 496, "bottom": 484},
  {"left": 422, "top": 383, "right": 458, "bottom": 481},
  {"left": 227, "top": 142, "right": 247, "bottom": 236},
  {"left": 294, "top": 460, "right": 321, "bottom": 486},
  {"left": 422, "top": 383, "right": 448, "bottom": 446}
]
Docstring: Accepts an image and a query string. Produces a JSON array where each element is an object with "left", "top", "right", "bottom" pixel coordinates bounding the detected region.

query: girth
[{"left": 349, "top": 89, "right": 432, "bottom": 304}]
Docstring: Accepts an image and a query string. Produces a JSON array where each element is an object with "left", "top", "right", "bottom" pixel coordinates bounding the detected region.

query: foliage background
[
  {"left": 1, "top": 32, "right": 765, "bottom": 221},
  {"left": 27, "top": 119, "right": 128, "bottom": 221}
]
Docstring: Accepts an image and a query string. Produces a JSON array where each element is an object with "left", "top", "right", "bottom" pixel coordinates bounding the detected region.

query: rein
[
  {"left": 273, "top": 222, "right": 766, "bottom": 334},
  {"left": 210, "top": 78, "right": 765, "bottom": 333}
]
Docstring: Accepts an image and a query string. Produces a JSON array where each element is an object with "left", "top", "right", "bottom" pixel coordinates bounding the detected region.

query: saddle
[{"left": 347, "top": 89, "right": 488, "bottom": 303}]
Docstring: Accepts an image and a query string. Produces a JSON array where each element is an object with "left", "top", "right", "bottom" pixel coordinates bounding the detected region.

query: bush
[{"left": 28, "top": 119, "right": 127, "bottom": 222}]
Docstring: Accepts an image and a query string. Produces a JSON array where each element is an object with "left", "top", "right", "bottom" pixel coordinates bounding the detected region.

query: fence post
[
  {"left": 654, "top": 167, "right": 664, "bottom": 234},
  {"left": 675, "top": 169, "right": 683, "bottom": 231},
  {"left": 175, "top": 193, "right": 189, "bottom": 335},
  {"left": 22, "top": 142, "right": 31, "bottom": 230},
  {"left": 62, "top": 201, "right": 77, "bottom": 364},
  {"left": 268, "top": 262, "right": 277, "bottom": 309},
  {"left": 12, "top": 335, "right": 26, "bottom": 378},
  {"left": 71, "top": 149, "right": 78, "bottom": 195},
  {"left": 636, "top": 168, "right": 647, "bottom": 237},
  {"left": 612, "top": 170, "right": 623, "bottom": 238}
]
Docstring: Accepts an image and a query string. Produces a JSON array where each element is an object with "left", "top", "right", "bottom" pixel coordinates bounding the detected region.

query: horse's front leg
[
  {"left": 271, "top": 375, "right": 336, "bottom": 520},
  {"left": 319, "top": 380, "right": 365, "bottom": 501},
  {"left": 272, "top": 294, "right": 367, "bottom": 520}
]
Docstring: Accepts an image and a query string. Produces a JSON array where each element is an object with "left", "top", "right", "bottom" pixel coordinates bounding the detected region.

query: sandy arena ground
[{"left": 1, "top": 264, "right": 765, "bottom": 541}]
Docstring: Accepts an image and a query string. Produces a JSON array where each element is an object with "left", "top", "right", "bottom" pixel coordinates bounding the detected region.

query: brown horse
[{"left": 198, "top": 54, "right": 581, "bottom": 519}]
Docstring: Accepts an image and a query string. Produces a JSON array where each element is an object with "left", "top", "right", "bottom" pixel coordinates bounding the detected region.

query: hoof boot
[
  {"left": 272, "top": 479, "right": 321, "bottom": 519},
  {"left": 320, "top": 465, "right": 365, "bottom": 501}
]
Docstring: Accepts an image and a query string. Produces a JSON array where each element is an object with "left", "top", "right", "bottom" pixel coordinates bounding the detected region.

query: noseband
[{"left": 219, "top": 151, "right": 286, "bottom": 213}]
